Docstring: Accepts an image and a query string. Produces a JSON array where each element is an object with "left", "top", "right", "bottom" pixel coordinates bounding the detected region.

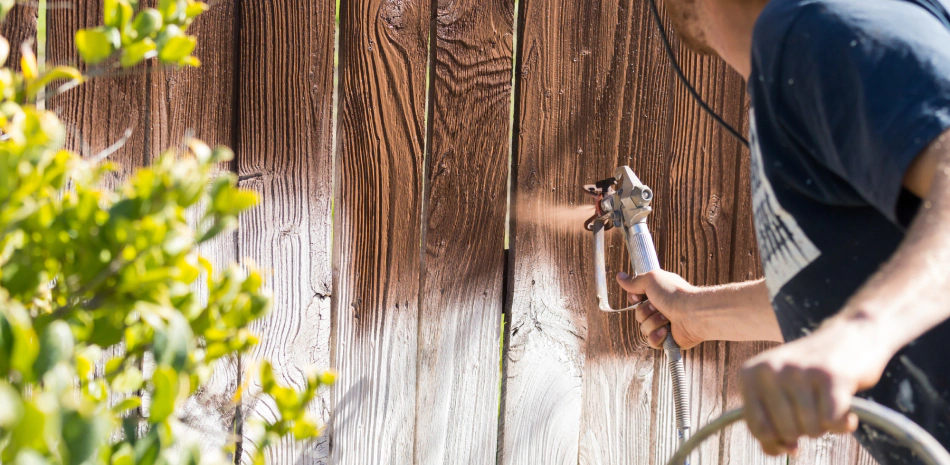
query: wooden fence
[{"left": 5, "top": 0, "right": 881, "bottom": 463}]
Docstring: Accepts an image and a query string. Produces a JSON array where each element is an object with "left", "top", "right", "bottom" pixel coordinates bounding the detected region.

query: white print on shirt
[{"left": 749, "top": 110, "right": 822, "bottom": 299}]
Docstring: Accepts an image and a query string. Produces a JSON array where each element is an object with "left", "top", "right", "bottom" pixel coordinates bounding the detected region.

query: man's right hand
[
  {"left": 616, "top": 270, "right": 706, "bottom": 349},
  {"left": 616, "top": 271, "right": 784, "bottom": 349}
]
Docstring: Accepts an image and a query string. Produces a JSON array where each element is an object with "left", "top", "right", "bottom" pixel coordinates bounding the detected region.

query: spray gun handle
[
  {"left": 621, "top": 222, "right": 692, "bottom": 445},
  {"left": 592, "top": 218, "right": 692, "bottom": 463}
]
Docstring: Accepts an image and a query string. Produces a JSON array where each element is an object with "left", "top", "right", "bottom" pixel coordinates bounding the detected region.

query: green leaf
[
  {"left": 157, "top": 35, "right": 196, "bottom": 64},
  {"left": 0, "top": 36, "right": 9, "bottom": 66},
  {"left": 153, "top": 313, "right": 192, "bottom": 370},
  {"left": 0, "top": 381, "right": 23, "bottom": 428},
  {"left": 292, "top": 417, "right": 319, "bottom": 440},
  {"left": 0, "top": 0, "right": 13, "bottom": 21},
  {"left": 110, "top": 444, "right": 134, "bottom": 465},
  {"left": 32, "top": 320, "right": 74, "bottom": 378},
  {"left": 112, "top": 367, "right": 144, "bottom": 393},
  {"left": 25, "top": 66, "right": 83, "bottom": 100},
  {"left": 149, "top": 366, "right": 178, "bottom": 423},
  {"left": 260, "top": 360, "right": 276, "bottom": 391},
  {"left": 75, "top": 28, "right": 117, "bottom": 65},
  {"left": 132, "top": 9, "right": 164, "bottom": 38},
  {"left": 120, "top": 38, "right": 157, "bottom": 68},
  {"left": 110, "top": 397, "right": 141, "bottom": 414},
  {"left": 185, "top": 1, "right": 209, "bottom": 19},
  {"left": 62, "top": 410, "right": 112, "bottom": 465}
]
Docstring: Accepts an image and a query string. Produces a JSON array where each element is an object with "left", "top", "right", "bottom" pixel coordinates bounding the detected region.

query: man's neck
[{"left": 701, "top": 0, "right": 770, "bottom": 79}]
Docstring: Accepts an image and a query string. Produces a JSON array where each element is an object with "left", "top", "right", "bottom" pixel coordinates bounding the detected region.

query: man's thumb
[{"left": 616, "top": 271, "right": 651, "bottom": 295}]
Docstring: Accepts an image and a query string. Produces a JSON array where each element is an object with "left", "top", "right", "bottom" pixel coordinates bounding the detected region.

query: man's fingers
[
  {"left": 758, "top": 376, "right": 801, "bottom": 445},
  {"left": 742, "top": 393, "right": 781, "bottom": 455},
  {"left": 783, "top": 371, "right": 822, "bottom": 437},
  {"left": 647, "top": 326, "right": 667, "bottom": 349},
  {"left": 639, "top": 309, "right": 668, "bottom": 336},
  {"left": 634, "top": 302, "right": 656, "bottom": 323},
  {"left": 814, "top": 375, "right": 857, "bottom": 434}
]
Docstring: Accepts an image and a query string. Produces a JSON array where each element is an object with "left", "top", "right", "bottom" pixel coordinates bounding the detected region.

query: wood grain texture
[
  {"left": 147, "top": 0, "right": 240, "bottom": 453},
  {"left": 414, "top": 0, "right": 513, "bottom": 463},
  {"left": 0, "top": 2, "right": 37, "bottom": 68},
  {"left": 330, "top": 0, "right": 430, "bottom": 461},
  {"left": 504, "top": 0, "right": 631, "bottom": 460},
  {"left": 793, "top": 435, "right": 880, "bottom": 464},
  {"left": 47, "top": 0, "right": 148, "bottom": 174},
  {"left": 235, "top": 1, "right": 335, "bottom": 463}
]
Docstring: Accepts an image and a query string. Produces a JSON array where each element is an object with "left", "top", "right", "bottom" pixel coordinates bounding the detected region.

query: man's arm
[
  {"left": 740, "top": 128, "right": 950, "bottom": 456},
  {"left": 617, "top": 272, "right": 782, "bottom": 349}
]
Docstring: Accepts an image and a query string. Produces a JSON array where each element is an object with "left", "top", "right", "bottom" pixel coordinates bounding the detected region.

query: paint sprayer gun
[{"left": 584, "top": 166, "right": 691, "bottom": 464}]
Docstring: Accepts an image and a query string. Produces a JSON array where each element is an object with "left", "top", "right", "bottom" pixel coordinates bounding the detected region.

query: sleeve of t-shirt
[{"left": 773, "top": 0, "right": 950, "bottom": 222}]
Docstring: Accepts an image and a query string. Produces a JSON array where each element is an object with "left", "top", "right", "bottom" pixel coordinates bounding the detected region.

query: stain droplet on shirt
[
  {"left": 788, "top": 78, "right": 795, "bottom": 85},
  {"left": 850, "top": 40, "right": 858, "bottom": 47}
]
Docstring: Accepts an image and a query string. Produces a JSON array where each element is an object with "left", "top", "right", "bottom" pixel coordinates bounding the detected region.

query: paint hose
[{"left": 665, "top": 396, "right": 950, "bottom": 465}]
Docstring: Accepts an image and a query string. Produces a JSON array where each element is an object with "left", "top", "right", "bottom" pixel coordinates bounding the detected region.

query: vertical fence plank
[
  {"left": 414, "top": 0, "right": 513, "bottom": 462},
  {"left": 48, "top": 1, "right": 149, "bottom": 173},
  {"left": 573, "top": 0, "right": 675, "bottom": 462},
  {"left": 148, "top": 1, "right": 240, "bottom": 452},
  {"left": 0, "top": 2, "right": 37, "bottom": 67},
  {"left": 330, "top": 0, "right": 429, "bottom": 462},
  {"left": 504, "top": 0, "right": 640, "bottom": 460},
  {"left": 236, "top": 0, "right": 335, "bottom": 462}
]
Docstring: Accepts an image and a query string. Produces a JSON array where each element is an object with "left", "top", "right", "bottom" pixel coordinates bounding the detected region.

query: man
[{"left": 617, "top": 0, "right": 950, "bottom": 462}]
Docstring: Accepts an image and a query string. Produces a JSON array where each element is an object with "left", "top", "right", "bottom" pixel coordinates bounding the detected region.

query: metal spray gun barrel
[{"left": 585, "top": 166, "right": 691, "bottom": 464}]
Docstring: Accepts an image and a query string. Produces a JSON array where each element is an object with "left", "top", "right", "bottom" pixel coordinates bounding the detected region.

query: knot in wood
[{"left": 379, "top": 0, "right": 408, "bottom": 30}]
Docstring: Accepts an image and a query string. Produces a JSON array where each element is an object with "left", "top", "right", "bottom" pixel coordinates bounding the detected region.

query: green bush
[{"left": 0, "top": 1, "right": 330, "bottom": 464}]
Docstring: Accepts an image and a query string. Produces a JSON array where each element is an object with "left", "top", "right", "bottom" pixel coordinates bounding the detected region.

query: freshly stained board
[
  {"left": 571, "top": 0, "right": 677, "bottom": 462},
  {"left": 331, "top": 0, "right": 429, "bottom": 462},
  {"left": 235, "top": 0, "right": 335, "bottom": 462},
  {"left": 47, "top": 1, "right": 148, "bottom": 173},
  {"left": 147, "top": 1, "right": 240, "bottom": 453},
  {"left": 0, "top": 3, "right": 37, "bottom": 69},
  {"left": 414, "top": 0, "right": 513, "bottom": 462},
  {"left": 504, "top": 0, "right": 633, "bottom": 461}
]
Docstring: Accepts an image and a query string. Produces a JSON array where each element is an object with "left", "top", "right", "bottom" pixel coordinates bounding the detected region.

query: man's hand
[
  {"left": 616, "top": 271, "right": 783, "bottom": 349},
  {"left": 616, "top": 270, "right": 705, "bottom": 348},
  {"left": 739, "top": 322, "right": 891, "bottom": 456}
]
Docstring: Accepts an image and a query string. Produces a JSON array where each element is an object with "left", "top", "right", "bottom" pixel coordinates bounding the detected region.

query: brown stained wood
[
  {"left": 330, "top": 0, "right": 430, "bottom": 461},
  {"left": 235, "top": 1, "right": 335, "bottom": 463},
  {"left": 504, "top": 0, "right": 649, "bottom": 460},
  {"left": 47, "top": 1, "right": 148, "bottom": 175},
  {"left": 147, "top": 1, "right": 240, "bottom": 452},
  {"left": 0, "top": 2, "right": 37, "bottom": 67},
  {"left": 572, "top": 0, "right": 677, "bottom": 462},
  {"left": 414, "top": 0, "right": 513, "bottom": 463}
]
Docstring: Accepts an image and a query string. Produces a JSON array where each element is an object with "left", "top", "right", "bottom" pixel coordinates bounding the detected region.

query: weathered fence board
[
  {"left": 48, "top": 1, "right": 148, "bottom": 173},
  {"left": 149, "top": 1, "right": 240, "bottom": 453},
  {"left": 331, "top": 0, "right": 430, "bottom": 462},
  {"left": 414, "top": 0, "right": 513, "bottom": 462},
  {"left": 0, "top": 2, "right": 37, "bottom": 69},
  {"left": 235, "top": 0, "right": 336, "bottom": 463}
]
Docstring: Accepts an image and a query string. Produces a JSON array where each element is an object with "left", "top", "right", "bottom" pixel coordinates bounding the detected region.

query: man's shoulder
[{"left": 753, "top": 0, "right": 950, "bottom": 71}]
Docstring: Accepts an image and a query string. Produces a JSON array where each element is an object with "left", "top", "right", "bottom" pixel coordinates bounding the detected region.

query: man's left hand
[{"left": 740, "top": 322, "right": 892, "bottom": 456}]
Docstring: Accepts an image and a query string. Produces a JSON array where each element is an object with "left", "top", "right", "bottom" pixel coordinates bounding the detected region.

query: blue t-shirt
[{"left": 749, "top": 0, "right": 950, "bottom": 462}]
